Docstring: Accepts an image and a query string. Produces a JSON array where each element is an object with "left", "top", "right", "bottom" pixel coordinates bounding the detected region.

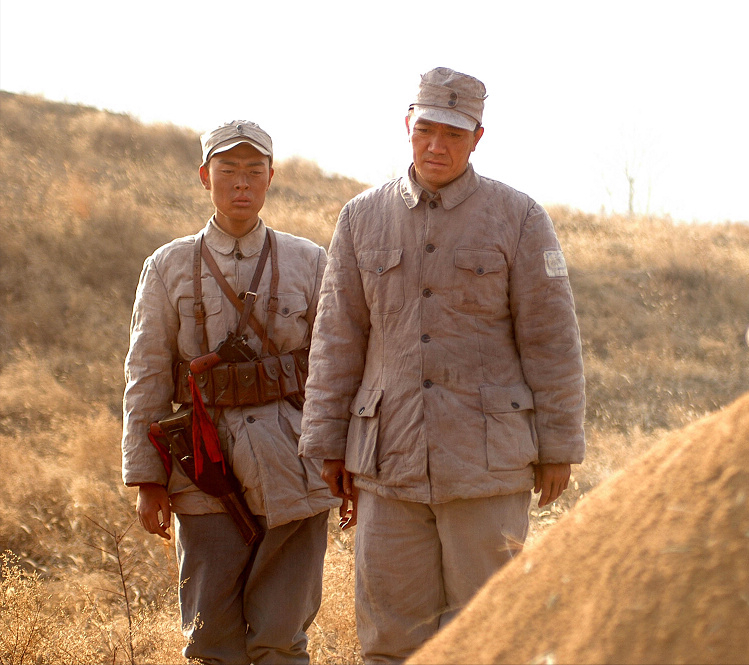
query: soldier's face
[
  {"left": 199, "top": 143, "right": 274, "bottom": 236},
  {"left": 407, "top": 117, "right": 483, "bottom": 192}
]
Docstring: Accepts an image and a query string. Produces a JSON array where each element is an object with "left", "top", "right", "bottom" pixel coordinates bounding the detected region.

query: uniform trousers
[
  {"left": 355, "top": 489, "right": 531, "bottom": 664},
  {"left": 175, "top": 509, "right": 329, "bottom": 665}
]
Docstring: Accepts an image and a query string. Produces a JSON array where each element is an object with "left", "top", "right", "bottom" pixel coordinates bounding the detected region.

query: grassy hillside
[
  {"left": 1, "top": 91, "right": 748, "bottom": 663},
  {"left": 0, "top": 91, "right": 363, "bottom": 408}
]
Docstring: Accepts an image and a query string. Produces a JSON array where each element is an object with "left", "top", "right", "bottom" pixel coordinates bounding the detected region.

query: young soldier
[
  {"left": 122, "top": 120, "right": 337, "bottom": 664},
  {"left": 300, "top": 68, "right": 586, "bottom": 663}
]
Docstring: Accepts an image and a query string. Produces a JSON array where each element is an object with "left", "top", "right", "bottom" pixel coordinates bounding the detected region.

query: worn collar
[
  {"left": 202, "top": 216, "right": 267, "bottom": 257},
  {"left": 400, "top": 163, "right": 481, "bottom": 210}
]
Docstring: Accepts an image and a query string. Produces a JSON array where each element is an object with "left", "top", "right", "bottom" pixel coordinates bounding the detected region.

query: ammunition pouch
[{"left": 173, "top": 348, "right": 309, "bottom": 407}]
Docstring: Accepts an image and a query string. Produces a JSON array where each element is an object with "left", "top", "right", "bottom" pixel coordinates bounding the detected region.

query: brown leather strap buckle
[{"left": 239, "top": 291, "right": 258, "bottom": 303}]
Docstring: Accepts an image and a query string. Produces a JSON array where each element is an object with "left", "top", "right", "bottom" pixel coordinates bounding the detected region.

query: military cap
[{"left": 409, "top": 67, "right": 487, "bottom": 130}]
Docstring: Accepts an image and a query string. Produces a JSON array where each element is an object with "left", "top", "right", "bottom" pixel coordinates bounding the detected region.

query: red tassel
[
  {"left": 148, "top": 430, "right": 173, "bottom": 478},
  {"left": 189, "top": 374, "right": 226, "bottom": 478}
]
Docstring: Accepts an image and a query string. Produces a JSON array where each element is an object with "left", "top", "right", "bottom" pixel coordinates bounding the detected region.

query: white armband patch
[{"left": 544, "top": 250, "right": 568, "bottom": 277}]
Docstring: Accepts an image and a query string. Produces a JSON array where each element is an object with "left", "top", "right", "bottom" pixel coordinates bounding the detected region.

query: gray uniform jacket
[
  {"left": 122, "top": 218, "right": 338, "bottom": 527},
  {"left": 299, "top": 165, "right": 586, "bottom": 503}
]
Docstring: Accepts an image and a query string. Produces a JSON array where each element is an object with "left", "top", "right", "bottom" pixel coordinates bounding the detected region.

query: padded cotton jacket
[
  {"left": 122, "top": 218, "right": 337, "bottom": 527},
  {"left": 299, "top": 165, "right": 586, "bottom": 503}
]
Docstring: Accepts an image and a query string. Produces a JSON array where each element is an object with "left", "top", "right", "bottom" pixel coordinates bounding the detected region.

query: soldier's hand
[
  {"left": 136, "top": 483, "right": 172, "bottom": 540},
  {"left": 533, "top": 463, "right": 571, "bottom": 508},
  {"left": 322, "top": 459, "right": 358, "bottom": 529},
  {"left": 321, "top": 459, "right": 353, "bottom": 500},
  {"left": 339, "top": 484, "right": 359, "bottom": 531}
]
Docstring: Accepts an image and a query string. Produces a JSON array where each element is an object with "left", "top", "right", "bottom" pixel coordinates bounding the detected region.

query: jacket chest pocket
[
  {"left": 266, "top": 292, "right": 308, "bottom": 319},
  {"left": 449, "top": 248, "right": 508, "bottom": 317},
  {"left": 264, "top": 292, "right": 310, "bottom": 347},
  {"left": 358, "top": 249, "right": 404, "bottom": 315},
  {"left": 177, "top": 295, "right": 224, "bottom": 357}
]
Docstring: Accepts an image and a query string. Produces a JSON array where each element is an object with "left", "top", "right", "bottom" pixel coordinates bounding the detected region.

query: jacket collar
[
  {"left": 202, "top": 216, "right": 267, "bottom": 257},
  {"left": 400, "top": 163, "right": 481, "bottom": 210}
]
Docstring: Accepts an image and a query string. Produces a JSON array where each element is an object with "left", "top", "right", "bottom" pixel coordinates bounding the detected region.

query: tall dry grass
[{"left": 1, "top": 90, "right": 748, "bottom": 663}]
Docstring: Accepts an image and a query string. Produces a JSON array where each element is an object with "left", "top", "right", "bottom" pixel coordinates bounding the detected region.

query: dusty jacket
[
  {"left": 122, "top": 218, "right": 337, "bottom": 527},
  {"left": 299, "top": 165, "right": 585, "bottom": 503}
]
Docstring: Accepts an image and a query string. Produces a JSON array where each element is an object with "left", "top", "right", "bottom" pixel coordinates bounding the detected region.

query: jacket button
[
  {"left": 422, "top": 288, "right": 432, "bottom": 298},
  {"left": 476, "top": 266, "right": 485, "bottom": 275},
  {"left": 377, "top": 266, "right": 384, "bottom": 273},
  {"left": 235, "top": 252, "right": 243, "bottom": 260},
  {"left": 421, "top": 334, "right": 431, "bottom": 343},
  {"left": 511, "top": 402, "right": 520, "bottom": 409},
  {"left": 246, "top": 416, "right": 256, "bottom": 423},
  {"left": 358, "top": 407, "right": 365, "bottom": 415},
  {"left": 425, "top": 244, "right": 435, "bottom": 253},
  {"left": 282, "top": 307, "right": 290, "bottom": 315},
  {"left": 423, "top": 379, "right": 433, "bottom": 389},
  {"left": 428, "top": 200, "right": 438, "bottom": 209}
]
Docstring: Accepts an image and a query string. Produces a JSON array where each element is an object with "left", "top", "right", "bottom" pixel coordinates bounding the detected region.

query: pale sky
[{"left": 1, "top": 0, "right": 747, "bottom": 223}]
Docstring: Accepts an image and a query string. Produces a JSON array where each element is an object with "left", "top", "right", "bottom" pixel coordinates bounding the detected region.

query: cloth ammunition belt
[{"left": 173, "top": 348, "right": 309, "bottom": 407}]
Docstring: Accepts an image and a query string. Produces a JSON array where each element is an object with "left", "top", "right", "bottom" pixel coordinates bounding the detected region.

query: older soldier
[
  {"left": 122, "top": 120, "right": 337, "bottom": 664},
  {"left": 300, "top": 68, "right": 586, "bottom": 663}
]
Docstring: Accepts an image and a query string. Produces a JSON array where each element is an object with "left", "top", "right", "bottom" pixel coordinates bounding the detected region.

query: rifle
[{"left": 149, "top": 412, "right": 263, "bottom": 548}]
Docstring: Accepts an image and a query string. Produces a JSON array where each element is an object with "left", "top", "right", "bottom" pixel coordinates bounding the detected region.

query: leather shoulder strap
[
  {"left": 193, "top": 232, "right": 209, "bottom": 354},
  {"left": 199, "top": 229, "right": 281, "bottom": 356},
  {"left": 236, "top": 231, "right": 271, "bottom": 338},
  {"left": 261, "top": 228, "right": 280, "bottom": 356}
]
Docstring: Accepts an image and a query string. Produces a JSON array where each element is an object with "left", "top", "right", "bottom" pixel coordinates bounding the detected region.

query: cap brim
[
  {"left": 411, "top": 105, "right": 477, "bottom": 131},
  {"left": 204, "top": 138, "right": 271, "bottom": 165}
]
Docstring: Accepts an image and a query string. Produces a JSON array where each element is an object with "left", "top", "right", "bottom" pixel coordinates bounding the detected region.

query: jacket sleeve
[
  {"left": 299, "top": 204, "right": 371, "bottom": 459},
  {"left": 305, "top": 245, "right": 328, "bottom": 333},
  {"left": 121, "top": 255, "right": 180, "bottom": 486},
  {"left": 509, "top": 202, "right": 586, "bottom": 464}
]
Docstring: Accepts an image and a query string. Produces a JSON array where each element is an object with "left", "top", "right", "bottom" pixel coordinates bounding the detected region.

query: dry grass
[
  {"left": 1, "top": 550, "right": 184, "bottom": 665},
  {"left": 1, "top": 91, "right": 748, "bottom": 663},
  {"left": 308, "top": 523, "right": 362, "bottom": 665}
]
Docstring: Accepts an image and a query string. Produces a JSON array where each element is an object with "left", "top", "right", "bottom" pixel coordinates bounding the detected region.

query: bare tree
[{"left": 601, "top": 122, "right": 662, "bottom": 217}]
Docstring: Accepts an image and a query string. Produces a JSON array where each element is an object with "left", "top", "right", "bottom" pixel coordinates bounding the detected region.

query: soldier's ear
[
  {"left": 471, "top": 126, "right": 485, "bottom": 152},
  {"left": 199, "top": 164, "right": 211, "bottom": 190}
]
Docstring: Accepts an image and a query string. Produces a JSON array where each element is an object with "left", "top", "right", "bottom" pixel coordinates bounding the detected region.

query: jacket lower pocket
[
  {"left": 481, "top": 383, "right": 539, "bottom": 470},
  {"left": 345, "top": 387, "right": 384, "bottom": 479}
]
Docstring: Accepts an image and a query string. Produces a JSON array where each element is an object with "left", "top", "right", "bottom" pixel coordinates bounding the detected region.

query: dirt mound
[{"left": 409, "top": 392, "right": 749, "bottom": 665}]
